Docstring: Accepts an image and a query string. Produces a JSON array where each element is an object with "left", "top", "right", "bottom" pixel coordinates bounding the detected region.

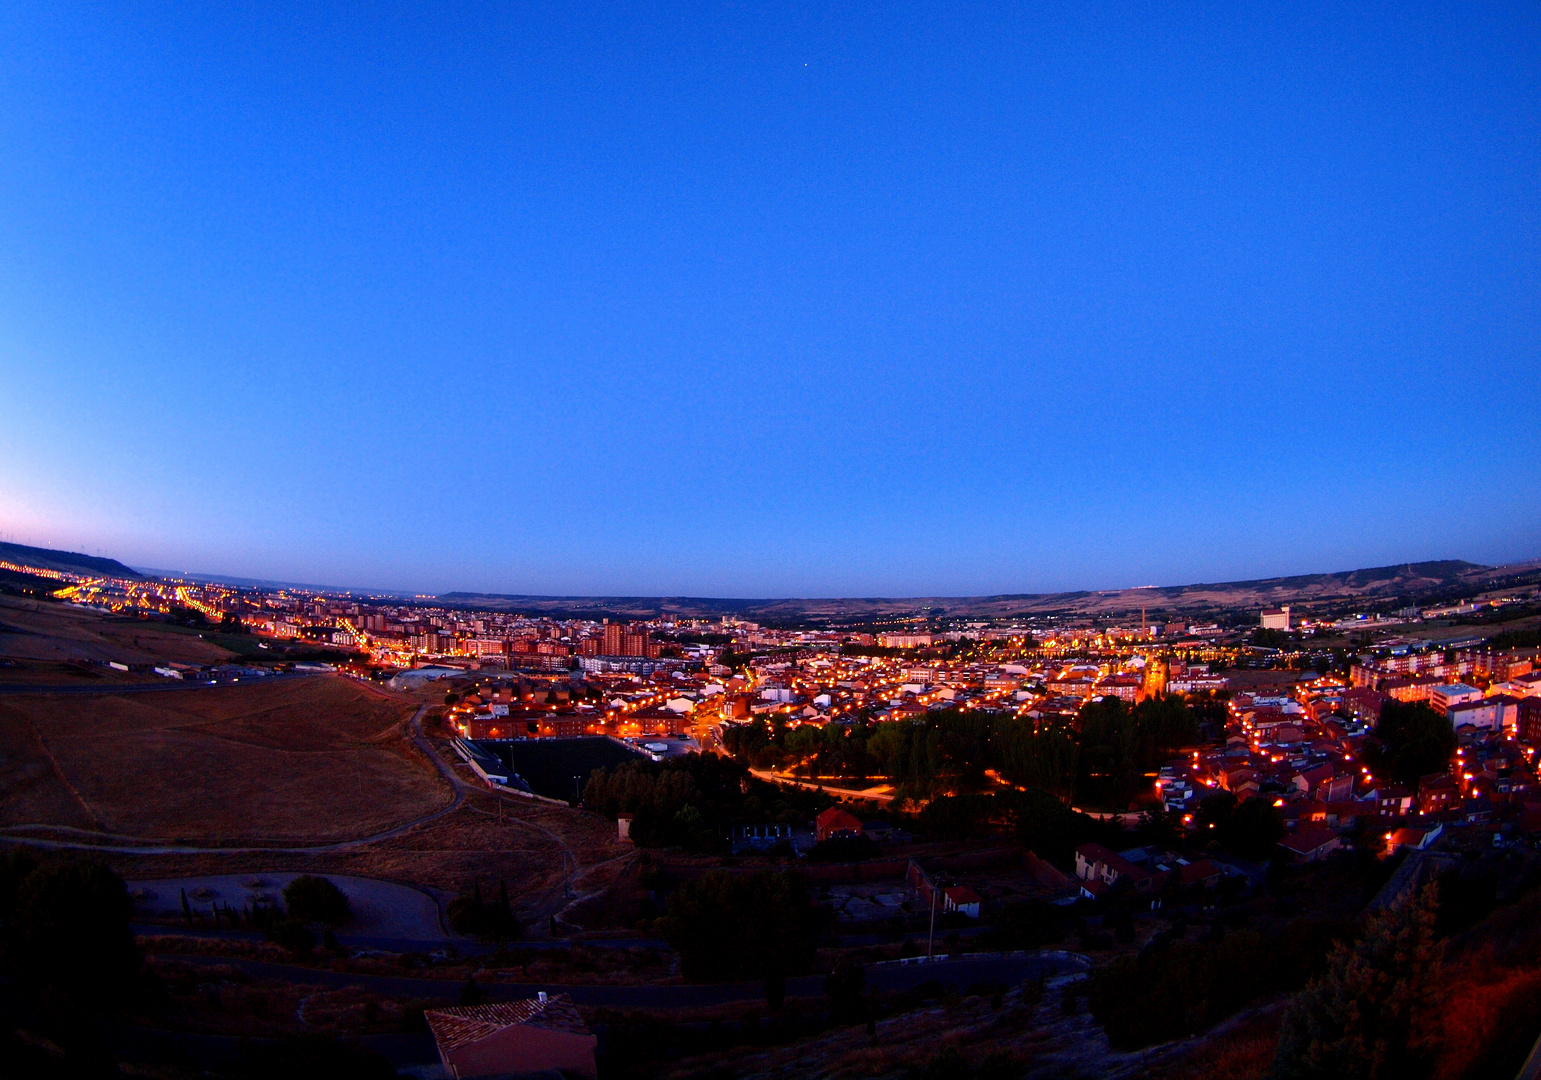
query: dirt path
[
  {"left": 0, "top": 689, "right": 628, "bottom": 939},
  {"left": 0, "top": 704, "right": 462, "bottom": 854}
]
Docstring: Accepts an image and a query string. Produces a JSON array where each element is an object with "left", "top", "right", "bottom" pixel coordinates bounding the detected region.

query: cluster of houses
[
  {"left": 1150, "top": 658, "right": 1541, "bottom": 872},
  {"left": 1073, "top": 843, "right": 1225, "bottom": 900}
]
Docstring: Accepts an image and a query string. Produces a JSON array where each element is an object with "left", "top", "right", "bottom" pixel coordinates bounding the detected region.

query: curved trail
[
  {"left": 0, "top": 703, "right": 462, "bottom": 854},
  {"left": 0, "top": 682, "right": 620, "bottom": 936}
]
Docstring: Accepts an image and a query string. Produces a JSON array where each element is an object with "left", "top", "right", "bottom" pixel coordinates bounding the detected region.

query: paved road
[
  {"left": 748, "top": 768, "right": 897, "bottom": 804},
  {"left": 157, "top": 949, "right": 1088, "bottom": 1009},
  {"left": 133, "top": 921, "right": 671, "bottom": 955},
  {"left": 132, "top": 873, "right": 448, "bottom": 940},
  {"left": 0, "top": 672, "right": 317, "bottom": 695}
]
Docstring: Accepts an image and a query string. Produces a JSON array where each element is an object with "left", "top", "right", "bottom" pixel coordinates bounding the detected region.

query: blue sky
[{"left": 0, "top": 3, "right": 1536, "bottom": 596}]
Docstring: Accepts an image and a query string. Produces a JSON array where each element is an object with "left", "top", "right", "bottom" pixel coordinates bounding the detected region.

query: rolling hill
[
  {"left": 439, "top": 558, "right": 1541, "bottom": 622},
  {"left": 0, "top": 541, "right": 143, "bottom": 580}
]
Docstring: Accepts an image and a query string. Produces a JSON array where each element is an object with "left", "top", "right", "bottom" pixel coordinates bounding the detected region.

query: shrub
[
  {"left": 283, "top": 875, "right": 351, "bottom": 926},
  {"left": 447, "top": 880, "right": 520, "bottom": 940},
  {"left": 657, "top": 868, "right": 821, "bottom": 982},
  {"left": 12, "top": 857, "right": 143, "bottom": 1007},
  {"left": 267, "top": 919, "right": 316, "bottom": 955}
]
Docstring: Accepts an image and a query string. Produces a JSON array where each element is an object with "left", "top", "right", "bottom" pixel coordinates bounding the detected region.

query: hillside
[
  {"left": 0, "top": 540, "right": 143, "bottom": 580},
  {"left": 440, "top": 558, "right": 1540, "bottom": 622}
]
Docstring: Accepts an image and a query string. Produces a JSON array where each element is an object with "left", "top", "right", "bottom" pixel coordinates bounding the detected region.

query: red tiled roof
[
  {"left": 1280, "top": 824, "right": 1339, "bottom": 855},
  {"left": 1178, "top": 859, "right": 1221, "bottom": 885},
  {"left": 816, "top": 807, "right": 863, "bottom": 832},
  {"left": 425, "top": 995, "right": 588, "bottom": 1052}
]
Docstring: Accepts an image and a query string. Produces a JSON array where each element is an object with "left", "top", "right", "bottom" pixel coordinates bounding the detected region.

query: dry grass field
[
  {"left": 97, "top": 781, "right": 632, "bottom": 921},
  {"left": 0, "top": 676, "right": 450, "bottom": 842},
  {"left": 0, "top": 594, "right": 239, "bottom": 668}
]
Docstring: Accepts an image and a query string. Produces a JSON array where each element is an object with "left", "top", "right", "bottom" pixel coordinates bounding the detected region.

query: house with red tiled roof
[
  {"left": 1292, "top": 763, "right": 1335, "bottom": 796},
  {"left": 425, "top": 994, "right": 597, "bottom": 1079},
  {"left": 1278, "top": 824, "right": 1341, "bottom": 864},
  {"left": 1177, "top": 859, "right": 1223, "bottom": 888},
  {"left": 943, "top": 885, "right": 981, "bottom": 918},
  {"left": 815, "top": 807, "right": 864, "bottom": 842}
]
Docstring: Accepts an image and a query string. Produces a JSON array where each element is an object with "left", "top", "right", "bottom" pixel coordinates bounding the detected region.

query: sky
[{"left": 0, "top": 3, "right": 1536, "bottom": 597}]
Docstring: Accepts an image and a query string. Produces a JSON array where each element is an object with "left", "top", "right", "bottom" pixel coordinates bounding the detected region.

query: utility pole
[{"left": 927, "top": 881, "right": 938, "bottom": 959}]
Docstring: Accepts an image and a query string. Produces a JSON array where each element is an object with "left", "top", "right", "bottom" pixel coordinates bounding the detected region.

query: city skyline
[{"left": 2, "top": 3, "right": 1537, "bottom": 595}]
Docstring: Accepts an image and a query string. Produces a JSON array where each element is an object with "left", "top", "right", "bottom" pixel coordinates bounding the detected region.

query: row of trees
[
  {"left": 656, "top": 867, "right": 822, "bottom": 996},
  {"left": 1087, "top": 916, "right": 1354, "bottom": 1049},
  {"left": 582, "top": 753, "right": 836, "bottom": 851},
  {"left": 723, "top": 696, "right": 1205, "bottom": 809},
  {"left": 447, "top": 880, "right": 521, "bottom": 940}
]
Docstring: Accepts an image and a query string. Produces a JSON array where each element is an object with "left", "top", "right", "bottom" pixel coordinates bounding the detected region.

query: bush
[
  {"left": 657, "top": 868, "right": 821, "bottom": 982},
  {"left": 225, "top": 1034, "right": 396, "bottom": 1080},
  {"left": 11, "top": 857, "right": 144, "bottom": 1007},
  {"left": 283, "top": 875, "right": 351, "bottom": 926},
  {"left": 807, "top": 835, "right": 879, "bottom": 863},
  {"left": 267, "top": 919, "right": 316, "bottom": 955},
  {"left": 447, "top": 880, "right": 520, "bottom": 940},
  {"left": 1271, "top": 883, "right": 1443, "bottom": 1079}
]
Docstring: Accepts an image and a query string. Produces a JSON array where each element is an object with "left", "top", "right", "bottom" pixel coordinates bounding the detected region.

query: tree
[
  {"left": 1194, "top": 791, "right": 1283, "bottom": 859},
  {"left": 656, "top": 869, "right": 821, "bottom": 983},
  {"left": 1076, "top": 697, "right": 1143, "bottom": 808},
  {"left": 825, "top": 956, "right": 866, "bottom": 1023},
  {"left": 1371, "top": 702, "right": 1456, "bottom": 789},
  {"left": 11, "top": 857, "right": 143, "bottom": 1006},
  {"left": 1131, "top": 694, "right": 1200, "bottom": 764},
  {"left": 283, "top": 875, "right": 352, "bottom": 926},
  {"left": 228, "top": 1034, "right": 398, "bottom": 1080},
  {"left": 266, "top": 919, "right": 316, "bottom": 954},
  {"left": 1270, "top": 882, "right": 1443, "bottom": 1080},
  {"left": 993, "top": 720, "right": 1078, "bottom": 798},
  {"left": 1222, "top": 797, "right": 1286, "bottom": 861},
  {"left": 1088, "top": 929, "right": 1275, "bottom": 1048},
  {"left": 447, "top": 879, "right": 521, "bottom": 940},
  {"left": 1196, "top": 790, "right": 1238, "bottom": 835}
]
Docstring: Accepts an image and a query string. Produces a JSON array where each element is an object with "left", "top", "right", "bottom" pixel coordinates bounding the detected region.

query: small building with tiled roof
[
  {"left": 1074, "top": 843, "right": 1157, "bottom": 892},
  {"left": 942, "top": 885, "right": 981, "bottom": 919},
  {"left": 815, "top": 806, "right": 864, "bottom": 842},
  {"left": 425, "top": 993, "right": 596, "bottom": 1078}
]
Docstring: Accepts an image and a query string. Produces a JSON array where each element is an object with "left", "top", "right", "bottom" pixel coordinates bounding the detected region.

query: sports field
[{"left": 478, "top": 737, "right": 647, "bottom": 801}]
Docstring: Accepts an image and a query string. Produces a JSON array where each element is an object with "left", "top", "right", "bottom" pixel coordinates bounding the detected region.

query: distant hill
[
  {"left": 441, "top": 558, "right": 1541, "bottom": 622},
  {"left": 0, "top": 541, "right": 143, "bottom": 581}
]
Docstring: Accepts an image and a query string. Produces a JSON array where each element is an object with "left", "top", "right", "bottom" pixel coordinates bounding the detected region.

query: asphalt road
[
  {"left": 158, "top": 949, "right": 1088, "bottom": 1010},
  {"left": 133, "top": 921, "right": 671, "bottom": 956},
  {"left": 0, "top": 671, "right": 317, "bottom": 694}
]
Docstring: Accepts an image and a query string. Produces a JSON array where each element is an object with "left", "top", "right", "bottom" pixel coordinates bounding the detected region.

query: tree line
[
  {"left": 723, "top": 696, "right": 1204, "bottom": 810},
  {"left": 582, "top": 753, "right": 838, "bottom": 851}
]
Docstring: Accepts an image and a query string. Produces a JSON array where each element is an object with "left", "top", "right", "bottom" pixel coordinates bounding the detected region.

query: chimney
[{"left": 537, "top": 991, "right": 548, "bottom": 1004}]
